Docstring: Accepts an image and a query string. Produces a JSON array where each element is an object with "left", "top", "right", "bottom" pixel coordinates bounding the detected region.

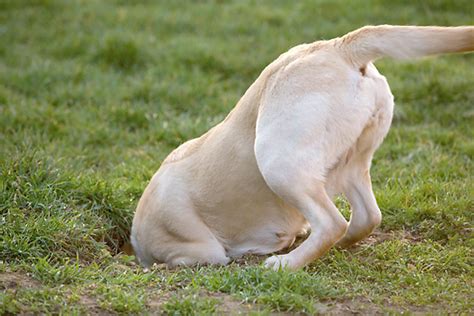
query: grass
[{"left": 0, "top": 0, "right": 473, "bottom": 314}]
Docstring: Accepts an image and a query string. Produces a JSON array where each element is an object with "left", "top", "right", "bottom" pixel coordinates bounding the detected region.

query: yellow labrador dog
[{"left": 131, "top": 25, "right": 473, "bottom": 270}]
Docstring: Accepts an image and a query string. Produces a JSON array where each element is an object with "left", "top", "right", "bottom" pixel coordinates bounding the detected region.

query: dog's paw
[{"left": 264, "top": 254, "right": 295, "bottom": 271}]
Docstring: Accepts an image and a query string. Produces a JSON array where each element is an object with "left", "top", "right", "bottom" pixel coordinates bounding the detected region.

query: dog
[{"left": 131, "top": 25, "right": 473, "bottom": 270}]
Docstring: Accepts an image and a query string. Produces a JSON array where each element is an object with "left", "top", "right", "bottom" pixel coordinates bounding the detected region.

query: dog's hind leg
[
  {"left": 149, "top": 204, "right": 230, "bottom": 267},
  {"left": 337, "top": 73, "right": 393, "bottom": 247},
  {"left": 336, "top": 129, "right": 388, "bottom": 247},
  {"left": 135, "top": 207, "right": 230, "bottom": 268},
  {"left": 254, "top": 94, "right": 365, "bottom": 270},
  {"left": 132, "top": 180, "right": 230, "bottom": 268},
  {"left": 164, "top": 240, "right": 230, "bottom": 267},
  {"left": 254, "top": 53, "right": 386, "bottom": 269},
  {"left": 255, "top": 122, "right": 351, "bottom": 269},
  {"left": 337, "top": 166, "right": 381, "bottom": 248},
  {"left": 261, "top": 179, "right": 348, "bottom": 271}
]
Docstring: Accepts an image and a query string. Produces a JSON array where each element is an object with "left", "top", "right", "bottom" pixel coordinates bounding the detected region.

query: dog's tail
[{"left": 338, "top": 25, "right": 474, "bottom": 67}]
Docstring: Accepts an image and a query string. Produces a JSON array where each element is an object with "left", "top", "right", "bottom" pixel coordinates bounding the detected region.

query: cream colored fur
[{"left": 131, "top": 25, "right": 474, "bottom": 270}]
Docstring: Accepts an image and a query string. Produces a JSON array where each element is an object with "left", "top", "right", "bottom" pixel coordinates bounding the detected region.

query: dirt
[
  {"left": 320, "top": 297, "right": 429, "bottom": 315},
  {"left": 143, "top": 290, "right": 260, "bottom": 315},
  {"left": 0, "top": 272, "right": 41, "bottom": 290},
  {"left": 77, "top": 294, "right": 117, "bottom": 316},
  {"left": 207, "top": 292, "right": 259, "bottom": 315},
  {"left": 359, "top": 230, "right": 422, "bottom": 247}
]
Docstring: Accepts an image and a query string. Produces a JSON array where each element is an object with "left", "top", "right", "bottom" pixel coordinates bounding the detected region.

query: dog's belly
[{"left": 204, "top": 195, "right": 307, "bottom": 258}]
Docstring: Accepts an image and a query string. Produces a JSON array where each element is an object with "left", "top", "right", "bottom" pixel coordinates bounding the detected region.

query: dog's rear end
[
  {"left": 261, "top": 25, "right": 474, "bottom": 269},
  {"left": 131, "top": 25, "right": 473, "bottom": 270}
]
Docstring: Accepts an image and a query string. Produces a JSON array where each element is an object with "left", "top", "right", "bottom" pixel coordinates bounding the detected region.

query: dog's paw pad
[{"left": 264, "top": 255, "right": 293, "bottom": 271}]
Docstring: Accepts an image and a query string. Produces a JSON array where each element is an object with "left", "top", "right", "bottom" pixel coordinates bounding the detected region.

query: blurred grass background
[{"left": 0, "top": 0, "right": 473, "bottom": 314}]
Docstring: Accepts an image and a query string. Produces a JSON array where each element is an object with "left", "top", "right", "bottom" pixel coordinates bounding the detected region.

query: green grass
[{"left": 1, "top": 0, "right": 473, "bottom": 314}]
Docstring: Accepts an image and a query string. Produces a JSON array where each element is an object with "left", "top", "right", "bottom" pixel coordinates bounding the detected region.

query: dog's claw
[{"left": 264, "top": 255, "right": 294, "bottom": 271}]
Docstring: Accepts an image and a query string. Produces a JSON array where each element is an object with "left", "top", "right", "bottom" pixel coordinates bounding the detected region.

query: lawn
[{"left": 1, "top": 0, "right": 473, "bottom": 314}]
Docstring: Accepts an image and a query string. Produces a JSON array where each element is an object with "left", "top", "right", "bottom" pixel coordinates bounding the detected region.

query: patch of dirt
[
  {"left": 0, "top": 272, "right": 116, "bottom": 315},
  {"left": 322, "top": 298, "right": 390, "bottom": 315},
  {"left": 78, "top": 294, "right": 115, "bottom": 316},
  {"left": 321, "top": 297, "right": 433, "bottom": 315},
  {"left": 208, "top": 292, "right": 259, "bottom": 315},
  {"left": 0, "top": 272, "right": 41, "bottom": 290},
  {"left": 145, "top": 290, "right": 259, "bottom": 315},
  {"left": 146, "top": 290, "right": 171, "bottom": 311},
  {"left": 354, "top": 230, "right": 423, "bottom": 248}
]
